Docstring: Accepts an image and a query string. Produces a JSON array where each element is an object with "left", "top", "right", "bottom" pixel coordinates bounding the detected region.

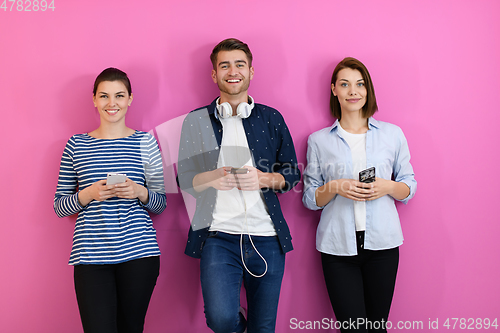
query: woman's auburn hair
[{"left": 330, "top": 57, "right": 378, "bottom": 120}]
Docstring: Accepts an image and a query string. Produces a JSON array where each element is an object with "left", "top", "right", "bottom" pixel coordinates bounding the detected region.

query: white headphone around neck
[{"left": 216, "top": 96, "right": 254, "bottom": 119}]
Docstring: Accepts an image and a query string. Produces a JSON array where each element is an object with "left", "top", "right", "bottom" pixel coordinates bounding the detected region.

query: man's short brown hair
[{"left": 210, "top": 38, "right": 253, "bottom": 69}]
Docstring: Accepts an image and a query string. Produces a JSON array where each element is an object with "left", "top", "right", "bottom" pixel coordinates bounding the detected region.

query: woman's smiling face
[
  {"left": 93, "top": 80, "right": 133, "bottom": 125},
  {"left": 332, "top": 68, "right": 367, "bottom": 115}
]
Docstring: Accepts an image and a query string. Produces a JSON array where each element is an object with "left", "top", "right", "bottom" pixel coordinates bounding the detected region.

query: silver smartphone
[
  {"left": 106, "top": 172, "right": 127, "bottom": 185},
  {"left": 231, "top": 167, "right": 248, "bottom": 174}
]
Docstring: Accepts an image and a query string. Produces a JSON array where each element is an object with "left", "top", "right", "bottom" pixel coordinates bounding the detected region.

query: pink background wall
[{"left": 1, "top": 0, "right": 499, "bottom": 332}]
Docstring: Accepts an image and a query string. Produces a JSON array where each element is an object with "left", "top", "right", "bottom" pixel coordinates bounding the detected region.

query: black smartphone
[{"left": 359, "top": 167, "right": 375, "bottom": 183}]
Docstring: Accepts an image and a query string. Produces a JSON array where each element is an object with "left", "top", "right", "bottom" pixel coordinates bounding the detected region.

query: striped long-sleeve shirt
[{"left": 54, "top": 131, "right": 166, "bottom": 265}]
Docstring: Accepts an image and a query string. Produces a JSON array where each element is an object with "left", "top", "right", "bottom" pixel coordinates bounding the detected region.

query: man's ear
[
  {"left": 211, "top": 69, "right": 217, "bottom": 84},
  {"left": 249, "top": 66, "right": 254, "bottom": 80}
]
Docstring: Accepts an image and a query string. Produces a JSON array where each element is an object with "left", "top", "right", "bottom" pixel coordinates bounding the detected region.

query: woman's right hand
[
  {"left": 78, "top": 179, "right": 117, "bottom": 206},
  {"left": 333, "top": 179, "right": 373, "bottom": 201},
  {"left": 315, "top": 179, "right": 373, "bottom": 207}
]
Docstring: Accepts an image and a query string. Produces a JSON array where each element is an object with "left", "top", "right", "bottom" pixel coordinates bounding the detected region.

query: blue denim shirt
[
  {"left": 302, "top": 118, "right": 416, "bottom": 255},
  {"left": 178, "top": 99, "right": 300, "bottom": 258}
]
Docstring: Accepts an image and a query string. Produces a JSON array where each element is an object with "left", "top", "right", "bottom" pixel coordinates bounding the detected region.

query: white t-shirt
[
  {"left": 338, "top": 124, "right": 367, "bottom": 231},
  {"left": 210, "top": 116, "right": 276, "bottom": 236}
]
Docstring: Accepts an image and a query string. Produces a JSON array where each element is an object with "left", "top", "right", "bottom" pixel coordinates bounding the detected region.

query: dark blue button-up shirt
[{"left": 178, "top": 99, "right": 300, "bottom": 258}]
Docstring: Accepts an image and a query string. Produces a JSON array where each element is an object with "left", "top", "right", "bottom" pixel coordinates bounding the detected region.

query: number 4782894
[{"left": 1, "top": 0, "right": 55, "bottom": 11}]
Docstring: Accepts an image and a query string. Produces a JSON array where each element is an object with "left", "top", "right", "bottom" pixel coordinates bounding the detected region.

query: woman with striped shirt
[{"left": 54, "top": 68, "right": 166, "bottom": 333}]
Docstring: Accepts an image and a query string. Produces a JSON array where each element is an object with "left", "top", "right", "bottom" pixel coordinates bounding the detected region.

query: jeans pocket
[
  {"left": 201, "top": 231, "right": 219, "bottom": 252},
  {"left": 207, "top": 231, "right": 219, "bottom": 238}
]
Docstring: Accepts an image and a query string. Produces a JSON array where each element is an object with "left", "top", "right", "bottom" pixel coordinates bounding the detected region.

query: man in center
[{"left": 177, "top": 38, "right": 300, "bottom": 332}]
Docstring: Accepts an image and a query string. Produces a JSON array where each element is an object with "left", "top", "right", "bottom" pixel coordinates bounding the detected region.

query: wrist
[
  {"left": 207, "top": 169, "right": 220, "bottom": 189},
  {"left": 389, "top": 180, "right": 397, "bottom": 197},
  {"left": 328, "top": 180, "right": 339, "bottom": 196},
  {"left": 193, "top": 171, "right": 213, "bottom": 192},
  {"left": 138, "top": 186, "right": 149, "bottom": 204},
  {"left": 78, "top": 188, "right": 92, "bottom": 207},
  {"left": 260, "top": 172, "right": 285, "bottom": 189}
]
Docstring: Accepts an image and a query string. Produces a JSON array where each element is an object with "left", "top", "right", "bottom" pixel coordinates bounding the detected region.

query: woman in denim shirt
[{"left": 303, "top": 57, "right": 416, "bottom": 333}]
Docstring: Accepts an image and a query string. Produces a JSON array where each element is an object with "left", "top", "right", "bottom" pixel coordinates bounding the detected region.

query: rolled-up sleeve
[
  {"left": 302, "top": 135, "right": 325, "bottom": 211},
  {"left": 273, "top": 113, "right": 301, "bottom": 193},
  {"left": 176, "top": 109, "right": 216, "bottom": 199},
  {"left": 393, "top": 128, "right": 417, "bottom": 204}
]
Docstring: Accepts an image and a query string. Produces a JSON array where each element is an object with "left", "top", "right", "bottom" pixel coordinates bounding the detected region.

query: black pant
[
  {"left": 74, "top": 256, "right": 160, "bottom": 333},
  {"left": 321, "top": 232, "right": 399, "bottom": 333}
]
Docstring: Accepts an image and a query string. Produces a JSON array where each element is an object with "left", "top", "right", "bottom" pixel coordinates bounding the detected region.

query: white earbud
[{"left": 216, "top": 96, "right": 254, "bottom": 119}]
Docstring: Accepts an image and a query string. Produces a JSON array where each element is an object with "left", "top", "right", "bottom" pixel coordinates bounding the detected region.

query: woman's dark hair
[
  {"left": 330, "top": 57, "right": 377, "bottom": 120},
  {"left": 93, "top": 67, "right": 132, "bottom": 96},
  {"left": 210, "top": 38, "right": 253, "bottom": 69}
]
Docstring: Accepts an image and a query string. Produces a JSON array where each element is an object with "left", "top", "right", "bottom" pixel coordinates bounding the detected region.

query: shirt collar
[
  {"left": 209, "top": 98, "right": 219, "bottom": 119},
  {"left": 329, "top": 117, "right": 380, "bottom": 132},
  {"left": 368, "top": 117, "right": 380, "bottom": 129}
]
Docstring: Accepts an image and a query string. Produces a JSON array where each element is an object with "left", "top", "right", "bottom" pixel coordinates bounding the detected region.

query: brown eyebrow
[
  {"left": 218, "top": 59, "right": 247, "bottom": 67},
  {"left": 98, "top": 91, "right": 126, "bottom": 95},
  {"left": 338, "top": 78, "right": 365, "bottom": 83}
]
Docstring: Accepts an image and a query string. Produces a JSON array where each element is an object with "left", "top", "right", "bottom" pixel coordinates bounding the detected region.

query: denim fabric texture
[{"left": 200, "top": 231, "right": 285, "bottom": 333}]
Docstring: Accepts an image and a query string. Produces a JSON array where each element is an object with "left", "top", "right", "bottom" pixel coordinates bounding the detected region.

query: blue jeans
[{"left": 200, "top": 231, "right": 286, "bottom": 333}]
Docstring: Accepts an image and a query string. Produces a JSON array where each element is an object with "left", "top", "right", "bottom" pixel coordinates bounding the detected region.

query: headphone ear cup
[
  {"left": 236, "top": 102, "right": 251, "bottom": 119},
  {"left": 218, "top": 102, "right": 233, "bottom": 118}
]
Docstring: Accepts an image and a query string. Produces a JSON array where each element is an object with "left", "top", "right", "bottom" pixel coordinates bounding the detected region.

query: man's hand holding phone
[{"left": 233, "top": 166, "right": 263, "bottom": 191}]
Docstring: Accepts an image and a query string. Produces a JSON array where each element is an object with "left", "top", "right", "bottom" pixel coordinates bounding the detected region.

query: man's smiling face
[{"left": 212, "top": 50, "right": 254, "bottom": 98}]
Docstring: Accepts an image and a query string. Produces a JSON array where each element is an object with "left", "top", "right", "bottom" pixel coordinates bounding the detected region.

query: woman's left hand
[
  {"left": 113, "top": 178, "right": 149, "bottom": 204},
  {"left": 365, "top": 177, "right": 394, "bottom": 201},
  {"left": 366, "top": 177, "right": 411, "bottom": 201}
]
